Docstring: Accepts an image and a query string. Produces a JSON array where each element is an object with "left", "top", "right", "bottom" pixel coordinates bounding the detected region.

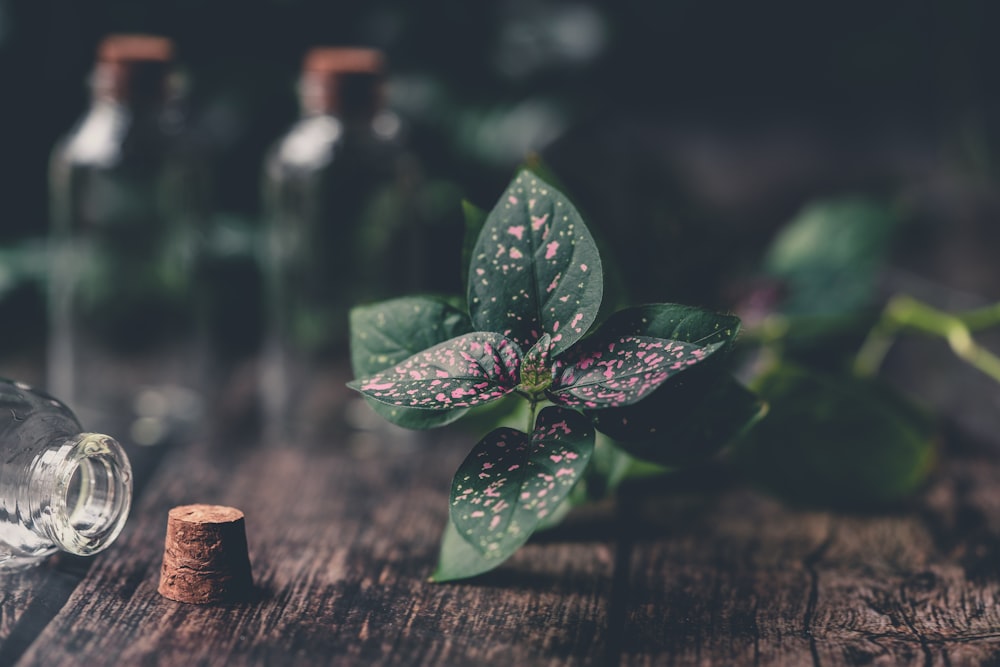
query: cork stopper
[
  {"left": 98, "top": 34, "right": 174, "bottom": 63},
  {"left": 93, "top": 34, "right": 174, "bottom": 104},
  {"left": 299, "top": 47, "right": 386, "bottom": 117},
  {"left": 158, "top": 504, "right": 253, "bottom": 604},
  {"left": 303, "top": 47, "right": 385, "bottom": 75}
]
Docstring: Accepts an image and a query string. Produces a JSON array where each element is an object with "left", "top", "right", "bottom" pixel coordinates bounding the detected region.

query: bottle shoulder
[
  {"left": 54, "top": 102, "right": 176, "bottom": 170},
  {"left": 0, "top": 380, "right": 80, "bottom": 434},
  {"left": 54, "top": 103, "right": 131, "bottom": 168},
  {"left": 267, "top": 111, "right": 407, "bottom": 173}
]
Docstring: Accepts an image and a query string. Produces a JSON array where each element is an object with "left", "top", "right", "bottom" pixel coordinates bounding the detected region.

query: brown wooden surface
[{"left": 1, "top": 365, "right": 1000, "bottom": 665}]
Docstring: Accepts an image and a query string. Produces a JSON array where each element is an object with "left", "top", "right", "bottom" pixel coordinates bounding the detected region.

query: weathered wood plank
[
  {"left": 620, "top": 455, "right": 1000, "bottom": 667},
  {"left": 17, "top": 414, "right": 616, "bottom": 666}
]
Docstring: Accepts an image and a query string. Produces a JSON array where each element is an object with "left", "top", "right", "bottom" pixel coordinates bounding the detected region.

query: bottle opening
[{"left": 47, "top": 434, "right": 133, "bottom": 556}]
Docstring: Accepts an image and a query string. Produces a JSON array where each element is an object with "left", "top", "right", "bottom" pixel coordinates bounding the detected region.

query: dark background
[{"left": 1, "top": 0, "right": 999, "bottom": 354}]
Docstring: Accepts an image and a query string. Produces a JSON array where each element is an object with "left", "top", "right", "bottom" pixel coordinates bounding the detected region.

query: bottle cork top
[
  {"left": 298, "top": 47, "right": 387, "bottom": 118},
  {"left": 98, "top": 34, "right": 174, "bottom": 64},
  {"left": 303, "top": 47, "right": 385, "bottom": 76}
]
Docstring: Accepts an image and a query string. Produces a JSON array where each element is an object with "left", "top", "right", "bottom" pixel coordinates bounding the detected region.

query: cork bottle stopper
[
  {"left": 299, "top": 47, "right": 386, "bottom": 117},
  {"left": 92, "top": 34, "right": 174, "bottom": 104},
  {"left": 158, "top": 504, "right": 253, "bottom": 604},
  {"left": 98, "top": 34, "right": 174, "bottom": 63}
]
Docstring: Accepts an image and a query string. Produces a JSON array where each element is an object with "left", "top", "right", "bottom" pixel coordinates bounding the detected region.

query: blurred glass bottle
[
  {"left": 0, "top": 378, "right": 131, "bottom": 571},
  {"left": 47, "top": 35, "right": 207, "bottom": 447},
  {"left": 260, "top": 47, "right": 423, "bottom": 442}
]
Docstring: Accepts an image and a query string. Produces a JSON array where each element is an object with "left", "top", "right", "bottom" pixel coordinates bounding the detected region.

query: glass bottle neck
[
  {"left": 298, "top": 71, "right": 382, "bottom": 121},
  {"left": 91, "top": 61, "right": 170, "bottom": 110},
  {"left": 28, "top": 433, "right": 132, "bottom": 556}
]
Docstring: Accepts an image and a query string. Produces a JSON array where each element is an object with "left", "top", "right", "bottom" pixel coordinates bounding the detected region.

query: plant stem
[
  {"left": 526, "top": 397, "right": 539, "bottom": 433},
  {"left": 853, "top": 294, "right": 1000, "bottom": 384}
]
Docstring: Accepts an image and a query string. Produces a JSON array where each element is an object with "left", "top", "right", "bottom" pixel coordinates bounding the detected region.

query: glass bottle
[
  {"left": 47, "top": 35, "right": 206, "bottom": 447},
  {"left": 260, "top": 47, "right": 423, "bottom": 442},
  {"left": 0, "top": 378, "right": 132, "bottom": 571}
]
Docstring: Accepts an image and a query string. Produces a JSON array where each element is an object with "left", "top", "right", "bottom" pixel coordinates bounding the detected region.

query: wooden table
[{"left": 3, "top": 356, "right": 1000, "bottom": 667}]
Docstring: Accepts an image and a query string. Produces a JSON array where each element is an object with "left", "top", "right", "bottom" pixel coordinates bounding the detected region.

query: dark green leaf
[
  {"left": 349, "top": 296, "right": 473, "bottom": 377},
  {"left": 449, "top": 407, "right": 594, "bottom": 563},
  {"left": 467, "top": 169, "right": 602, "bottom": 356},
  {"left": 348, "top": 332, "right": 520, "bottom": 410},
  {"left": 595, "top": 303, "right": 741, "bottom": 351},
  {"left": 350, "top": 297, "right": 476, "bottom": 429},
  {"left": 549, "top": 335, "right": 718, "bottom": 408},
  {"left": 731, "top": 363, "right": 938, "bottom": 508},
  {"left": 764, "top": 197, "right": 899, "bottom": 317},
  {"left": 591, "top": 374, "right": 764, "bottom": 466}
]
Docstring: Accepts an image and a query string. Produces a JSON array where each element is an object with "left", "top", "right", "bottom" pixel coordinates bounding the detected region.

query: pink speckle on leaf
[
  {"left": 362, "top": 381, "right": 395, "bottom": 391},
  {"left": 531, "top": 213, "right": 548, "bottom": 230},
  {"left": 508, "top": 195, "right": 519, "bottom": 205},
  {"left": 545, "top": 241, "right": 560, "bottom": 259},
  {"left": 580, "top": 263, "right": 588, "bottom": 272},
  {"left": 507, "top": 225, "right": 525, "bottom": 240},
  {"left": 510, "top": 247, "right": 523, "bottom": 259}
]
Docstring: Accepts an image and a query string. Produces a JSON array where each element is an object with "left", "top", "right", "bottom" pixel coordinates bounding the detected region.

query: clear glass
[
  {"left": 47, "top": 64, "right": 207, "bottom": 446},
  {"left": 0, "top": 379, "right": 132, "bottom": 571},
  {"left": 260, "top": 105, "right": 423, "bottom": 442}
]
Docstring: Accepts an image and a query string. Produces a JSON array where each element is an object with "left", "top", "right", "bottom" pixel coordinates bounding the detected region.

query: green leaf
[
  {"left": 467, "top": 169, "right": 603, "bottom": 356},
  {"left": 595, "top": 303, "right": 741, "bottom": 351},
  {"left": 731, "top": 363, "right": 938, "bottom": 508},
  {"left": 764, "top": 197, "right": 899, "bottom": 317},
  {"left": 349, "top": 296, "right": 473, "bottom": 378},
  {"left": 448, "top": 407, "right": 594, "bottom": 565},
  {"left": 431, "top": 515, "right": 507, "bottom": 582},
  {"left": 591, "top": 374, "right": 764, "bottom": 466},
  {"left": 348, "top": 332, "right": 521, "bottom": 410},
  {"left": 549, "top": 335, "right": 718, "bottom": 408},
  {"left": 349, "top": 296, "right": 476, "bottom": 429}
]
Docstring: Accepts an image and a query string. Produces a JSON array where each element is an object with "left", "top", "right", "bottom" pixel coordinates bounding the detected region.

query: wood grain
[
  {"left": 17, "top": 413, "right": 616, "bottom": 666},
  {"left": 619, "top": 456, "right": 1000, "bottom": 667}
]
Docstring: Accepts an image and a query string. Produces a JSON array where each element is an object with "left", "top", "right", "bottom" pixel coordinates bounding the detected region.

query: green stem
[
  {"left": 526, "top": 397, "right": 539, "bottom": 433},
  {"left": 854, "top": 295, "right": 1000, "bottom": 384}
]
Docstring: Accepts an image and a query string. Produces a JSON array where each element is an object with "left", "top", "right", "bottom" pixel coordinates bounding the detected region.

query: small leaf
[
  {"left": 549, "top": 335, "right": 718, "bottom": 409},
  {"left": 592, "top": 374, "right": 764, "bottom": 466},
  {"left": 731, "top": 363, "right": 937, "bottom": 508},
  {"left": 449, "top": 407, "right": 594, "bottom": 563},
  {"left": 348, "top": 332, "right": 521, "bottom": 410},
  {"left": 467, "top": 169, "right": 602, "bottom": 356},
  {"left": 519, "top": 333, "right": 554, "bottom": 394},
  {"left": 349, "top": 296, "right": 473, "bottom": 378}
]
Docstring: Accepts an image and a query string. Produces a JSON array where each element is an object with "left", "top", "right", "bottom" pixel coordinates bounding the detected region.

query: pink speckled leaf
[
  {"left": 448, "top": 407, "right": 594, "bottom": 562},
  {"left": 347, "top": 332, "right": 521, "bottom": 410},
  {"left": 467, "top": 169, "right": 602, "bottom": 357},
  {"left": 548, "top": 335, "right": 720, "bottom": 409}
]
